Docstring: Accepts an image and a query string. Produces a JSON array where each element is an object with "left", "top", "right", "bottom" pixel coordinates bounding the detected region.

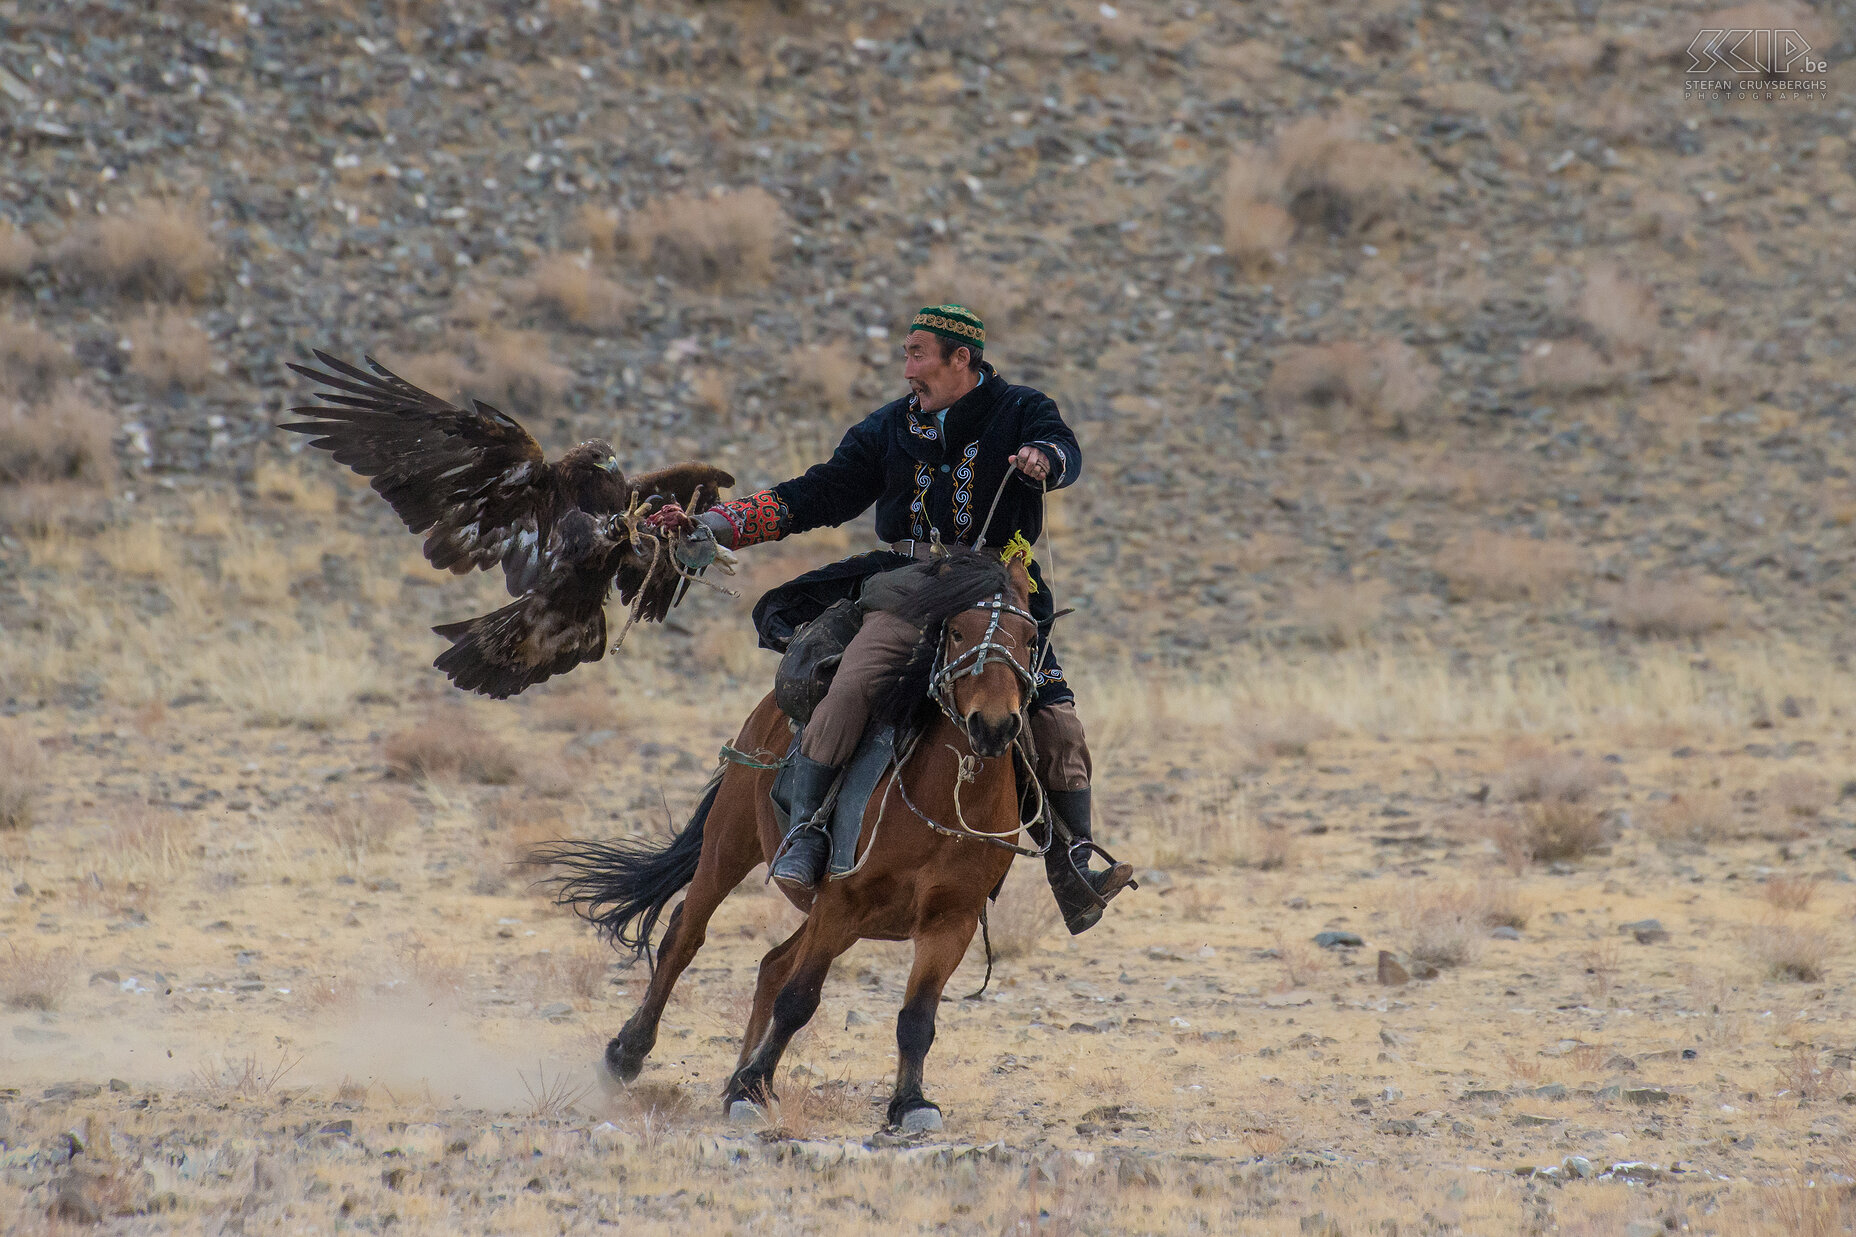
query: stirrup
[{"left": 769, "top": 823, "right": 830, "bottom": 892}]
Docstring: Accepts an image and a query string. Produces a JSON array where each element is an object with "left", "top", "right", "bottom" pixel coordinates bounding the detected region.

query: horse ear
[{"left": 1004, "top": 554, "right": 1032, "bottom": 599}]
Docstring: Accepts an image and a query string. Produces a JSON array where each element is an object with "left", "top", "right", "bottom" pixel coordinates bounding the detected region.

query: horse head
[{"left": 938, "top": 554, "right": 1036, "bottom": 758}]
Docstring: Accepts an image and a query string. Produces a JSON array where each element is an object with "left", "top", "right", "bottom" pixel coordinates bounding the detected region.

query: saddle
[{"left": 769, "top": 723, "right": 898, "bottom": 879}]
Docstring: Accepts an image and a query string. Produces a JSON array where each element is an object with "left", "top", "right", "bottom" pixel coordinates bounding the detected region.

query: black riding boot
[
  {"left": 1043, "top": 787, "right": 1135, "bottom": 935},
  {"left": 769, "top": 753, "right": 839, "bottom": 894}
]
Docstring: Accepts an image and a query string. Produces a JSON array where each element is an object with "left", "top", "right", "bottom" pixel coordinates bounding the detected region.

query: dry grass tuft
[
  {"left": 1288, "top": 578, "right": 1389, "bottom": 647},
  {"left": 315, "top": 793, "right": 413, "bottom": 871},
  {"left": 59, "top": 201, "right": 219, "bottom": 300},
  {"left": 473, "top": 328, "right": 571, "bottom": 411},
  {"left": 252, "top": 460, "right": 338, "bottom": 514},
  {"left": 0, "top": 317, "right": 74, "bottom": 400},
  {"left": 1518, "top": 338, "right": 1624, "bottom": 397},
  {"left": 1262, "top": 340, "right": 1437, "bottom": 433},
  {"left": 566, "top": 203, "right": 622, "bottom": 260},
  {"left": 913, "top": 249, "right": 1031, "bottom": 328},
  {"left": 1492, "top": 802, "right": 1609, "bottom": 869},
  {"left": 1577, "top": 264, "right": 1659, "bottom": 361},
  {"left": 1768, "top": 771, "right": 1831, "bottom": 819},
  {"left": 512, "top": 253, "right": 633, "bottom": 332},
  {"left": 0, "top": 723, "right": 47, "bottom": 830},
  {"left": 1221, "top": 116, "right": 1418, "bottom": 257},
  {"left": 1244, "top": 710, "right": 1333, "bottom": 760},
  {"left": 985, "top": 865, "right": 1060, "bottom": 961},
  {"left": 191, "top": 1051, "right": 303, "bottom": 1101},
  {"left": 1763, "top": 874, "right": 1822, "bottom": 912},
  {"left": 1, "top": 942, "right": 78, "bottom": 1010},
  {"left": 106, "top": 806, "right": 199, "bottom": 884},
  {"left": 1776, "top": 1044, "right": 1847, "bottom": 1103},
  {"left": 378, "top": 348, "right": 469, "bottom": 403},
  {"left": 125, "top": 308, "right": 215, "bottom": 392},
  {"left": 1607, "top": 576, "right": 1730, "bottom": 638},
  {"left": 1400, "top": 886, "right": 1485, "bottom": 970},
  {"left": 787, "top": 341, "right": 867, "bottom": 417},
  {"left": 626, "top": 187, "right": 786, "bottom": 289},
  {"left": 519, "top": 1062, "right": 591, "bottom": 1119},
  {"left": 0, "top": 219, "right": 38, "bottom": 282},
  {"left": 1747, "top": 921, "right": 1829, "bottom": 982},
  {"left": 385, "top": 713, "right": 521, "bottom": 784},
  {"left": 0, "top": 388, "right": 116, "bottom": 486},
  {"left": 1646, "top": 791, "right": 1738, "bottom": 848},
  {"left": 1501, "top": 745, "right": 1601, "bottom": 804},
  {"left": 1436, "top": 530, "right": 1581, "bottom": 602}
]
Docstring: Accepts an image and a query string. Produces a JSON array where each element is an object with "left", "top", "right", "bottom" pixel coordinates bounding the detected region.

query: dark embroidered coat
[{"left": 755, "top": 367, "right": 1081, "bottom": 709}]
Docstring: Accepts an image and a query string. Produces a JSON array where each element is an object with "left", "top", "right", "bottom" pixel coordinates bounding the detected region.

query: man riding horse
[{"left": 690, "top": 305, "right": 1134, "bottom": 934}]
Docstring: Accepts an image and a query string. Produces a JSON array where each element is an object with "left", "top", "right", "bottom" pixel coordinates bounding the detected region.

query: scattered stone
[
  {"left": 108, "top": 1079, "right": 131, "bottom": 1093},
  {"left": 1136, "top": 869, "right": 1173, "bottom": 891},
  {"left": 317, "top": 1120, "right": 354, "bottom": 1138},
  {"left": 844, "top": 1009, "right": 874, "bottom": 1028},
  {"left": 43, "top": 1083, "right": 102, "bottom": 1102},
  {"left": 1462, "top": 1089, "right": 1505, "bottom": 1102},
  {"left": 1512, "top": 1113, "right": 1561, "bottom": 1127},
  {"left": 1490, "top": 926, "right": 1521, "bottom": 940},
  {"left": 537, "top": 1002, "right": 573, "bottom": 1021},
  {"left": 1532, "top": 1083, "right": 1568, "bottom": 1100},
  {"left": 1300, "top": 1212, "right": 1343, "bottom": 1237},
  {"left": 1313, "top": 931, "right": 1363, "bottom": 949},
  {"left": 1624, "top": 1087, "right": 1671, "bottom": 1106},
  {"left": 1376, "top": 951, "right": 1410, "bottom": 986},
  {"left": 898, "top": 1106, "right": 942, "bottom": 1134},
  {"left": 727, "top": 1101, "right": 764, "bottom": 1126},
  {"left": 1262, "top": 990, "right": 1315, "bottom": 1008},
  {"left": 1562, "top": 1155, "right": 1594, "bottom": 1178},
  {"left": 1619, "top": 919, "right": 1669, "bottom": 944},
  {"left": 1624, "top": 1222, "right": 1662, "bottom": 1237}
]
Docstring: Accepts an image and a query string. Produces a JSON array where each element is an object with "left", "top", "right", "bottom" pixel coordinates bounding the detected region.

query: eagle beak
[{"left": 603, "top": 457, "right": 621, "bottom": 473}]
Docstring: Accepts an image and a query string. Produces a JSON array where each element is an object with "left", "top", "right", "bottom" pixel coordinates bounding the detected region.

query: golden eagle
[{"left": 282, "top": 350, "right": 734, "bottom": 698}]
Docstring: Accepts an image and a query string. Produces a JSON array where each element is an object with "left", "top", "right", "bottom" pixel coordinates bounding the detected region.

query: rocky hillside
[{"left": 2, "top": 0, "right": 1851, "bottom": 664}]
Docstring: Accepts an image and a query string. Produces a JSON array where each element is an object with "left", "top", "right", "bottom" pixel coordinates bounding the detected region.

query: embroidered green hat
[{"left": 910, "top": 304, "right": 985, "bottom": 352}]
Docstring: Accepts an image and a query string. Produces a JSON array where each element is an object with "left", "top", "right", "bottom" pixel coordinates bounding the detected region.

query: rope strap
[{"left": 718, "top": 744, "right": 786, "bottom": 771}]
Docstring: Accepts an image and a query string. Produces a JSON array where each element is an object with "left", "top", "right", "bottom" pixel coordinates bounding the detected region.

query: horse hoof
[
  {"left": 727, "top": 1100, "right": 765, "bottom": 1126},
  {"left": 604, "top": 1040, "right": 644, "bottom": 1084},
  {"left": 898, "top": 1106, "right": 943, "bottom": 1134}
]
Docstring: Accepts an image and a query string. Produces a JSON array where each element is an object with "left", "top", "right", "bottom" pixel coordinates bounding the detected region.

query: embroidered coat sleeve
[
  {"left": 1016, "top": 392, "right": 1082, "bottom": 491},
  {"left": 772, "top": 407, "right": 892, "bottom": 536}
]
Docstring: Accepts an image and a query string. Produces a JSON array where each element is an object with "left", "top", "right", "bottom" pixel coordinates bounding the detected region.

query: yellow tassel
[{"left": 999, "top": 532, "right": 1038, "bottom": 593}]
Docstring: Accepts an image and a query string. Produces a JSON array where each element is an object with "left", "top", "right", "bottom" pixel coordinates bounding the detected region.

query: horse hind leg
[
  {"left": 607, "top": 778, "right": 761, "bottom": 1084},
  {"left": 886, "top": 915, "right": 980, "bottom": 1133},
  {"left": 722, "top": 919, "right": 857, "bottom": 1116}
]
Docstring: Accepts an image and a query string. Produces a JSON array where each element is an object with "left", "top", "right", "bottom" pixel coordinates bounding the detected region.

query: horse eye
[{"left": 950, "top": 631, "right": 964, "bottom": 643}]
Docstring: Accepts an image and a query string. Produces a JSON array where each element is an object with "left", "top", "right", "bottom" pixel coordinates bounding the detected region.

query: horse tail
[{"left": 530, "top": 772, "right": 721, "bottom": 962}]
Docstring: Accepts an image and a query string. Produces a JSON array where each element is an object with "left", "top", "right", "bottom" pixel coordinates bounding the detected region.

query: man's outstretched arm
[{"left": 699, "top": 409, "right": 889, "bottom": 549}]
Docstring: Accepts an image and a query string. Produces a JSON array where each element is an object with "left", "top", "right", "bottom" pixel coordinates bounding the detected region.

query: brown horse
[{"left": 537, "top": 549, "right": 1041, "bottom": 1130}]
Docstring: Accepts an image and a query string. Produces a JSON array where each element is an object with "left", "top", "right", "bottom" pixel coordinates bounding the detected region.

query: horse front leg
[
  {"left": 886, "top": 914, "right": 979, "bottom": 1133},
  {"left": 606, "top": 781, "right": 761, "bottom": 1084},
  {"left": 722, "top": 918, "right": 857, "bottom": 1117}
]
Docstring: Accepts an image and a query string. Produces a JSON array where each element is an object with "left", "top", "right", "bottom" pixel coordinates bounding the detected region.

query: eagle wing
[{"left": 281, "top": 350, "right": 561, "bottom": 595}]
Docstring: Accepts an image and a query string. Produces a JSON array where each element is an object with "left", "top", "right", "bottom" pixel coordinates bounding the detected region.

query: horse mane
[{"left": 870, "top": 548, "right": 1013, "bottom": 738}]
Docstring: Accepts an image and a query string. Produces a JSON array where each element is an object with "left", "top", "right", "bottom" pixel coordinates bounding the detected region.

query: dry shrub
[
  {"left": 0, "top": 317, "right": 73, "bottom": 400},
  {"left": 1399, "top": 887, "right": 1484, "bottom": 970},
  {"left": 59, "top": 201, "right": 218, "bottom": 300},
  {"left": 1747, "top": 921, "right": 1829, "bottom": 982},
  {"left": 913, "top": 249, "right": 1031, "bottom": 328},
  {"left": 686, "top": 367, "right": 731, "bottom": 418},
  {"left": 626, "top": 186, "right": 786, "bottom": 289},
  {"left": 512, "top": 253, "right": 633, "bottom": 332},
  {"left": 764, "top": 1075, "right": 868, "bottom": 1140},
  {"left": 1576, "top": 264, "right": 1659, "bottom": 361},
  {"left": 985, "top": 863, "right": 1060, "bottom": 960},
  {"left": 106, "top": 806, "right": 198, "bottom": 883},
  {"left": 566, "top": 203, "right": 621, "bottom": 259},
  {"left": 0, "top": 725, "right": 46, "bottom": 831},
  {"left": 1493, "top": 802, "right": 1608, "bottom": 868},
  {"left": 1764, "top": 874, "right": 1822, "bottom": 912},
  {"left": 0, "top": 388, "right": 116, "bottom": 485},
  {"left": 1647, "top": 791, "right": 1738, "bottom": 848},
  {"left": 1680, "top": 328, "right": 1753, "bottom": 395},
  {"left": 1608, "top": 576, "right": 1729, "bottom": 638},
  {"left": 125, "top": 308, "right": 215, "bottom": 392},
  {"left": 1263, "top": 340, "right": 1439, "bottom": 433},
  {"left": 1776, "top": 1044, "right": 1847, "bottom": 1103},
  {"left": 191, "top": 1051, "right": 302, "bottom": 1101},
  {"left": 1436, "top": 530, "right": 1581, "bottom": 602},
  {"left": 1, "top": 942, "right": 77, "bottom": 1010},
  {"left": 1244, "top": 710, "right": 1332, "bottom": 760},
  {"left": 787, "top": 341, "right": 866, "bottom": 417},
  {"left": 1501, "top": 745, "right": 1601, "bottom": 804},
  {"left": 530, "top": 946, "right": 612, "bottom": 1002},
  {"left": 378, "top": 348, "right": 469, "bottom": 402},
  {"left": 316, "top": 793, "right": 413, "bottom": 870},
  {"left": 1518, "top": 338, "right": 1624, "bottom": 397},
  {"left": 252, "top": 460, "right": 337, "bottom": 514},
  {"left": 1221, "top": 116, "right": 1418, "bottom": 255},
  {"left": 0, "top": 219, "right": 38, "bottom": 282},
  {"left": 1769, "top": 771, "right": 1831, "bottom": 819},
  {"left": 1288, "top": 578, "right": 1388, "bottom": 646},
  {"left": 386, "top": 713, "right": 521, "bottom": 784},
  {"left": 473, "top": 328, "right": 571, "bottom": 411}
]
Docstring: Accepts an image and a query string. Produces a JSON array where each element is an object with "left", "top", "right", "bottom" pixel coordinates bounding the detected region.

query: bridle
[{"left": 926, "top": 591, "right": 1039, "bottom": 730}]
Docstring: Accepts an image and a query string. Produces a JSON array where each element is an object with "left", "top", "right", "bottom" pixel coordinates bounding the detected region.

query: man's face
[{"left": 902, "top": 330, "right": 973, "bottom": 413}]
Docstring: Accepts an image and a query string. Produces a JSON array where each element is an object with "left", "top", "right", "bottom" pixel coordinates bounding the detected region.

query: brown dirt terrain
[{"left": 3, "top": 0, "right": 1856, "bottom": 1232}]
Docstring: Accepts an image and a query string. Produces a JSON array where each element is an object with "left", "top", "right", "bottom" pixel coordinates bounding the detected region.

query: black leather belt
[{"left": 888, "top": 539, "right": 937, "bottom": 560}]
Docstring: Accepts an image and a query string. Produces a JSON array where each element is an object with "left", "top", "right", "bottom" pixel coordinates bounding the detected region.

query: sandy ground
[{"left": 3, "top": 484, "right": 1854, "bottom": 1235}]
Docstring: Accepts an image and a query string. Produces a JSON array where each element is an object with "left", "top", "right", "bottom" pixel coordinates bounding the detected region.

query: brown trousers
[{"left": 798, "top": 609, "right": 1091, "bottom": 791}]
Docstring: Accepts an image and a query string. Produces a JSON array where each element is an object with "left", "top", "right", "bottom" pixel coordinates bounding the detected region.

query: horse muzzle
[{"left": 962, "top": 710, "right": 1020, "bottom": 758}]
